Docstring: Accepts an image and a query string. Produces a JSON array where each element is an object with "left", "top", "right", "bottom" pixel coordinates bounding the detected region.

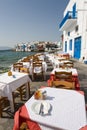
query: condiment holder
[
  {"left": 34, "top": 90, "right": 47, "bottom": 100},
  {"left": 8, "top": 71, "right": 12, "bottom": 76}
]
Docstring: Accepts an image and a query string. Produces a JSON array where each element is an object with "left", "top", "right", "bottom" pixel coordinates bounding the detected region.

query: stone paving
[{"left": 0, "top": 58, "right": 87, "bottom": 130}]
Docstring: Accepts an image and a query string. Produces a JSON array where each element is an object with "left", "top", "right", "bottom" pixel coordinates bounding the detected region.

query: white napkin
[
  {"left": 32, "top": 101, "right": 50, "bottom": 115},
  {"left": 42, "top": 101, "right": 50, "bottom": 115},
  {"left": 34, "top": 102, "right": 42, "bottom": 114}
]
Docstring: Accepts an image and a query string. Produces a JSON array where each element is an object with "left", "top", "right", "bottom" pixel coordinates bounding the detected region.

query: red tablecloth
[{"left": 13, "top": 105, "right": 41, "bottom": 130}]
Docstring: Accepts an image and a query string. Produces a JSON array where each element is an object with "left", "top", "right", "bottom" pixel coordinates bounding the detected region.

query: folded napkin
[{"left": 42, "top": 101, "right": 50, "bottom": 115}]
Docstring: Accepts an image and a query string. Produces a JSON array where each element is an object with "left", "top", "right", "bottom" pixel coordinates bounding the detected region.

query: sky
[{"left": 0, "top": 0, "right": 69, "bottom": 48}]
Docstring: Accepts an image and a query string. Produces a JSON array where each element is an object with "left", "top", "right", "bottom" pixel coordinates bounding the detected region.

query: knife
[{"left": 39, "top": 103, "right": 43, "bottom": 115}]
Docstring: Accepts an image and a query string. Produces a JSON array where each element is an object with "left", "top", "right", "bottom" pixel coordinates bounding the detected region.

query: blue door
[
  {"left": 65, "top": 41, "right": 67, "bottom": 52},
  {"left": 74, "top": 37, "right": 81, "bottom": 59}
]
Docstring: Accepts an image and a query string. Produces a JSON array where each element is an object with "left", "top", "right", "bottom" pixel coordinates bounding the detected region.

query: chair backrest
[
  {"left": 58, "top": 58, "right": 66, "bottom": 62},
  {"left": 20, "top": 67, "right": 29, "bottom": 74},
  {"left": 21, "top": 58, "right": 29, "bottom": 62},
  {"left": 32, "top": 61, "right": 44, "bottom": 80},
  {"left": 55, "top": 71, "right": 73, "bottom": 81},
  {"left": 33, "top": 56, "right": 39, "bottom": 62},
  {"left": 52, "top": 80, "right": 75, "bottom": 89},
  {"left": 13, "top": 63, "right": 23, "bottom": 72},
  {"left": 33, "top": 62, "right": 43, "bottom": 72},
  {"left": 59, "top": 63, "right": 66, "bottom": 69},
  {"left": 64, "top": 61, "right": 74, "bottom": 68}
]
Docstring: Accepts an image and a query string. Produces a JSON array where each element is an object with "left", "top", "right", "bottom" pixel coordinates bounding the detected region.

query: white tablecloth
[
  {"left": 0, "top": 71, "right": 31, "bottom": 111},
  {"left": 25, "top": 87, "right": 87, "bottom": 130},
  {"left": 0, "top": 82, "right": 7, "bottom": 97},
  {"left": 51, "top": 68, "right": 78, "bottom": 76},
  {"left": 45, "top": 54, "right": 68, "bottom": 68},
  {"left": 29, "top": 61, "right": 47, "bottom": 80},
  {"left": 52, "top": 59, "right": 72, "bottom": 69}
]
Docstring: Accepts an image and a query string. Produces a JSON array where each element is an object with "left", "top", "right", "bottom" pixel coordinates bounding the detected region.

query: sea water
[{"left": 0, "top": 50, "right": 36, "bottom": 73}]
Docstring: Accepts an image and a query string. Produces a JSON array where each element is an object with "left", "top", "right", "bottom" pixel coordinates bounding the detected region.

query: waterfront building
[
  {"left": 59, "top": 0, "right": 87, "bottom": 60},
  {"left": 16, "top": 43, "right": 31, "bottom": 52},
  {"left": 15, "top": 41, "right": 59, "bottom": 52}
]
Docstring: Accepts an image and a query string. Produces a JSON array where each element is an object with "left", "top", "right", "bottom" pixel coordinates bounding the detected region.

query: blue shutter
[
  {"left": 69, "top": 39, "right": 72, "bottom": 50},
  {"left": 65, "top": 41, "right": 67, "bottom": 52}
]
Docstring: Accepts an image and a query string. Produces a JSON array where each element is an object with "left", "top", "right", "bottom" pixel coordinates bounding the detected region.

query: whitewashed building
[{"left": 59, "top": 0, "right": 87, "bottom": 60}]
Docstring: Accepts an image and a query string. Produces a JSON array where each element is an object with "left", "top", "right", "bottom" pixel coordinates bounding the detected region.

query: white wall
[{"left": 62, "top": 0, "right": 87, "bottom": 59}]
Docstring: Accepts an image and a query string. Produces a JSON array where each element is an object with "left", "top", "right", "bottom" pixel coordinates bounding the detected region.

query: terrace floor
[{"left": 0, "top": 58, "right": 87, "bottom": 130}]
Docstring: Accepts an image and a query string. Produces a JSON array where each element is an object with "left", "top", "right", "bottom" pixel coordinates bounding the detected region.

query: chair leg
[
  {"left": 19, "top": 87, "right": 23, "bottom": 101},
  {"left": 0, "top": 103, "right": 2, "bottom": 117},
  {"left": 28, "top": 82, "right": 30, "bottom": 98},
  {"left": 0, "top": 98, "right": 4, "bottom": 117},
  {"left": 12, "top": 92, "right": 15, "bottom": 108},
  {"left": 42, "top": 72, "right": 45, "bottom": 81},
  {"left": 0, "top": 97, "right": 8, "bottom": 117},
  {"left": 17, "top": 85, "right": 25, "bottom": 101}
]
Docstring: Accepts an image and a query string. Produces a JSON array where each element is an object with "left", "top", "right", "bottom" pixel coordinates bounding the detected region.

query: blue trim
[
  {"left": 73, "top": 3, "right": 76, "bottom": 17},
  {"left": 59, "top": 11, "right": 77, "bottom": 29},
  {"left": 59, "top": 3, "right": 77, "bottom": 29}
]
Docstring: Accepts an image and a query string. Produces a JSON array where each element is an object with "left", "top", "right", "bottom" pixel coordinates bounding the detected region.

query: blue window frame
[{"left": 69, "top": 39, "right": 72, "bottom": 50}]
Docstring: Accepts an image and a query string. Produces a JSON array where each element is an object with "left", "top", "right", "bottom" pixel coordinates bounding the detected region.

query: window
[
  {"left": 69, "top": 39, "right": 72, "bottom": 50},
  {"left": 65, "top": 41, "right": 67, "bottom": 52},
  {"left": 75, "top": 25, "right": 78, "bottom": 32},
  {"left": 68, "top": 32, "right": 70, "bottom": 36}
]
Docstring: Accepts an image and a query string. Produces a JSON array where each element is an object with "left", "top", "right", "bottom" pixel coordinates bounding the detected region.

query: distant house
[
  {"left": 59, "top": 0, "right": 87, "bottom": 60},
  {"left": 22, "top": 44, "right": 26, "bottom": 51},
  {"left": 37, "top": 42, "right": 45, "bottom": 51}
]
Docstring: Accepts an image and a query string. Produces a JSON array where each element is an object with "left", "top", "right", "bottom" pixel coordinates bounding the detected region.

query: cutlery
[{"left": 39, "top": 103, "right": 44, "bottom": 115}]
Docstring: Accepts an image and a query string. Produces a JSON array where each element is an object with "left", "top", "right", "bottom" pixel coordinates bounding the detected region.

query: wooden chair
[
  {"left": 18, "top": 67, "right": 30, "bottom": 100},
  {"left": 13, "top": 81, "right": 30, "bottom": 99},
  {"left": 21, "top": 56, "right": 32, "bottom": 62},
  {"left": 0, "top": 96, "right": 9, "bottom": 117},
  {"left": 32, "top": 62, "right": 44, "bottom": 80},
  {"left": 20, "top": 122, "right": 30, "bottom": 130},
  {"left": 64, "top": 61, "right": 74, "bottom": 68},
  {"left": 52, "top": 71, "right": 75, "bottom": 89},
  {"left": 12, "top": 82, "right": 30, "bottom": 108},
  {"left": 55, "top": 71, "right": 73, "bottom": 81},
  {"left": 20, "top": 67, "right": 29, "bottom": 74},
  {"left": 52, "top": 80, "right": 75, "bottom": 89},
  {"left": 33, "top": 56, "right": 39, "bottom": 62},
  {"left": 12, "top": 67, "right": 30, "bottom": 106},
  {"left": 13, "top": 62, "right": 23, "bottom": 72},
  {"left": 58, "top": 58, "right": 66, "bottom": 62},
  {"left": 59, "top": 63, "right": 66, "bottom": 69}
]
